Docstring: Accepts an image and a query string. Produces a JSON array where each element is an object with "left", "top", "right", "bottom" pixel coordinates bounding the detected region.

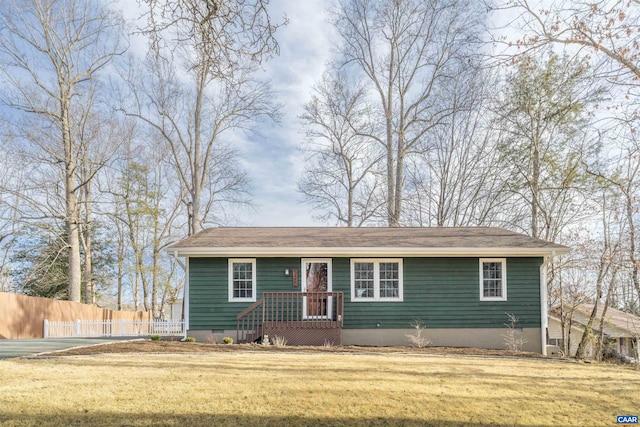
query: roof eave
[{"left": 170, "top": 246, "right": 570, "bottom": 258}]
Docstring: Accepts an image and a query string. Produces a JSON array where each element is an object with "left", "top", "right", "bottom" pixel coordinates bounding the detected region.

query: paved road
[{"left": 0, "top": 337, "right": 138, "bottom": 359}]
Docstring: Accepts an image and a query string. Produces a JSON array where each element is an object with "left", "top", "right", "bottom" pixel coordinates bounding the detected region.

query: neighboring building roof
[
  {"left": 550, "top": 304, "right": 640, "bottom": 337},
  {"left": 168, "top": 226, "right": 569, "bottom": 257}
]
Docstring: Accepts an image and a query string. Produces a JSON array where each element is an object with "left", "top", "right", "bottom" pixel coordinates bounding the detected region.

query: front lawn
[{"left": 0, "top": 350, "right": 637, "bottom": 426}]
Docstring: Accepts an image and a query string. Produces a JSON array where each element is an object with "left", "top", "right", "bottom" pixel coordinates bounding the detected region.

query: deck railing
[{"left": 236, "top": 292, "right": 344, "bottom": 343}]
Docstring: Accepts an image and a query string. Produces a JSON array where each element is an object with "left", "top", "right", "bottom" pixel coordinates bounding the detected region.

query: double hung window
[
  {"left": 351, "top": 259, "right": 403, "bottom": 302},
  {"left": 479, "top": 258, "right": 507, "bottom": 301},
  {"left": 228, "top": 259, "right": 256, "bottom": 302}
]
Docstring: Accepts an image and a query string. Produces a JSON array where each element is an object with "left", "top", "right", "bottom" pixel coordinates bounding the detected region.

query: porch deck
[{"left": 236, "top": 292, "right": 344, "bottom": 345}]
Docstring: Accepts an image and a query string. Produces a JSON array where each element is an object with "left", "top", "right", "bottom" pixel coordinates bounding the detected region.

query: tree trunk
[
  {"left": 393, "top": 140, "right": 404, "bottom": 228},
  {"left": 82, "top": 179, "right": 94, "bottom": 304},
  {"left": 117, "top": 229, "right": 123, "bottom": 311},
  {"left": 596, "top": 269, "right": 618, "bottom": 360},
  {"left": 138, "top": 251, "right": 149, "bottom": 312},
  {"left": 63, "top": 101, "right": 82, "bottom": 303},
  {"left": 133, "top": 273, "right": 139, "bottom": 311},
  {"left": 575, "top": 301, "right": 599, "bottom": 359},
  {"left": 531, "top": 137, "right": 540, "bottom": 238},
  {"left": 385, "top": 54, "right": 396, "bottom": 227},
  {"left": 347, "top": 171, "right": 353, "bottom": 227},
  {"left": 66, "top": 190, "right": 82, "bottom": 302},
  {"left": 576, "top": 225, "right": 608, "bottom": 357},
  {"left": 386, "top": 141, "right": 396, "bottom": 226},
  {"left": 152, "top": 249, "right": 159, "bottom": 318},
  {"left": 152, "top": 205, "right": 161, "bottom": 318},
  {"left": 189, "top": 63, "right": 207, "bottom": 236}
]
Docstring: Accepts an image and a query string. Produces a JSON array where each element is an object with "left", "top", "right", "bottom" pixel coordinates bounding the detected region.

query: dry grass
[
  {"left": 0, "top": 350, "right": 638, "bottom": 426},
  {"left": 39, "top": 340, "right": 547, "bottom": 358}
]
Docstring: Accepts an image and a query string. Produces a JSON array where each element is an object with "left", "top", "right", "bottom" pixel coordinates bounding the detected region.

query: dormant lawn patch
[{"left": 0, "top": 350, "right": 637, "bottom": 426}]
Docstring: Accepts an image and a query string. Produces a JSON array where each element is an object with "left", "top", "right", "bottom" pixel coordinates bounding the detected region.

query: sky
[{"left": 236, "top": 0, "right": 335, "bottom": 227}]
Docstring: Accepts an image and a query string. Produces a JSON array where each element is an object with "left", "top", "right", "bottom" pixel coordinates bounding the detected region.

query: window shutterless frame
[
  {"left": 350, "top": 258, "right": 403, "bottom": 302},
  {"left": 228, "top": 258, "right": 257, "bottom": 302},
  {"left": 479, "top": 258, "right": 507, "bottom": 301}
]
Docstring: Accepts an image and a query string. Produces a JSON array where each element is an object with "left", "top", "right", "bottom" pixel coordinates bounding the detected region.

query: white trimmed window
[
  {"left": 351, "top": 259, "right": 403, "bottom": 302},
  {"left": 228, "top": 259, "right": 256, "bottom": 302},
  {"left": 479, "top": 258, "right": 507, "bottom": 301}
]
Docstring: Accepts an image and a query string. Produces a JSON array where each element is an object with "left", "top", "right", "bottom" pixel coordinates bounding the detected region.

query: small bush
[
  {"left": 271, "top": 335, "right": 287, "bottom": 347},
  {"left": 405, "top": 319, "right": 431, "bottom": 348},
  {"left": 150, "top": 334, "right": 161, "bottom": 341},
  {"left": 206, "top": 335, "right": 217, "bottom": 344},
  {"left": 222, "top": 337, "right": 233, "bottom": 344},
  {"left": 185, "top": 336, "right": 196, "bottom": 343},
  {"left": 322, "top": 339, "right": 334, "bottom": 348},
  {"left": 503, "top": 312, "right": 527, "bottom": 354}
]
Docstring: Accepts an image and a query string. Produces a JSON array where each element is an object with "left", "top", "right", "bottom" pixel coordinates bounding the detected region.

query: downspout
[
  {"left": 539, "top": 251, "right": 554, "bottom": 356},
  {"left": 173, "top": 250, "right": 188, "bottom": 340}
]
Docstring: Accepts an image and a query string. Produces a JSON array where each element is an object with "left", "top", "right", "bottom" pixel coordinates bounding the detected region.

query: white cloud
[{"left": 235, "top": 0, "right": 336, "bottom": 226}]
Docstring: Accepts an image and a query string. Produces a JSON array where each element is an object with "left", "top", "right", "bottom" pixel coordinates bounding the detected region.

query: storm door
[{"left": 301, "top": 259, "right": 332, "bottom": 319}]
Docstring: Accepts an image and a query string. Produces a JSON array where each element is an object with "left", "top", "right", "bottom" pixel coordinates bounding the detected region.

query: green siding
[
  {"left": 188, "top": 257, "right": 543, "bottom": 331},
  {"left": 189, "top": 257, "right": 301, "bottom": 330}
]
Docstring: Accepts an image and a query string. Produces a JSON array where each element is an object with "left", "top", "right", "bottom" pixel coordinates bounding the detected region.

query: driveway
[{"left": 0, "top": 337, "right": 139, "bottom": 359}]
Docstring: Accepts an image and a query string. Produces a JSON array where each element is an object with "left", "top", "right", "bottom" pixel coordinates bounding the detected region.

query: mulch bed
[{"left": 41, "top": 340, "right": 549, "bottom": 358}]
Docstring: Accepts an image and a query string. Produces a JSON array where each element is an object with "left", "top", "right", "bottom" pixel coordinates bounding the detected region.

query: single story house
[
  {"left": 169, "top": 227, "right": 569, "bottom": 354},
  {"left": 548, "top": 304, "right": 639, "bottom": 359}
]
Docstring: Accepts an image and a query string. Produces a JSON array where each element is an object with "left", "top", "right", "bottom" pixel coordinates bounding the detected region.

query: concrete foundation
[
  {"left": 187, "top": 327, "right": 542, "bottom": 353},
  {"left": 187, "top": 330, "right": 238, "bottom": 344},
  {"left": 341, "top": 328, "right": 542, "bottom": 353}
]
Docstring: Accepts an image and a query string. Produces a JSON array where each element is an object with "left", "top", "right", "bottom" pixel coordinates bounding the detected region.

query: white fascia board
[{"left": 172, "top": 246, "right": 569, "bottom": 258}]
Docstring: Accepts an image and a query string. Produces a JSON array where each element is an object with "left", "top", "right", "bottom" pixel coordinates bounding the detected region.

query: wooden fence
[{"left": 0, "top": 292, "right": 152, "bottom": 339}]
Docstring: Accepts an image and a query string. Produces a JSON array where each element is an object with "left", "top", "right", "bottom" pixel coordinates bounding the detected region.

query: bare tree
[
  {"left": 103, "top": 127, "right": 185, "bottom": 316},
  {"left": 585, "top": 124, "right": 640, "bottom": 311},
  {"left": 125, "top": 55, "right": 262, "bottom": 233},
  {"left": 332, "top": 0, "right": 486, "bottom": 226},
  {"left": 575, "top": 191, "right": 624, "bottom": 358},
  {"left": 502, "top": 0, "right": 640, "bottom": 321},
  {"left": 404, "top": 65, "right": 507, "bottom": 227},
  {"left": 138, "top": 0, "right": 285, "bottom": 235},
  {"left": 299, "top": 71, "right": 385, "bottom": 226},
  {"left": 0, "top": 146, "right": 21, "bottom": 293},
  {"left": 554, "top": 257, "right": 591, "bottom": 356},
  {"left": 494, "top": 53, "right": 598, "bottom": 241},
  {"left": 500, "top": 0, "right": 640, "bottom": 98},
  {"left": 0, "top": 0, "right": 125, "bottom": 301},
  {"left": 74, "top": 86, "right": 128, "bottom": 304},
  {"left": 141, "top": 0, "right": 284, "bottom": 77}
]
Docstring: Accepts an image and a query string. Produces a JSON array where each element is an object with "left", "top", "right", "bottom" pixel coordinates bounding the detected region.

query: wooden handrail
[
  {"left": 236, "top": 298, "right": 263, "bottom": 320},
  {"left": 236, "top": 298, "right": 265, "bottom": 344}
]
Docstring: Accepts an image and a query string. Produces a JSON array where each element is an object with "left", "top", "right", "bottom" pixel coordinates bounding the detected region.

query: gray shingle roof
[
  {"left": 552, "top": 304, "right": 640, "bottom": 336},
  {"left": 168, "top": 227, "right": 569, "bottom": 257}
]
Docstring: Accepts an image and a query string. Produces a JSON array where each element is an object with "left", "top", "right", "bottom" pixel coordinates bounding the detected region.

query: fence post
[
  {"left": 122, "top": 320, "right": 126, "bottom": 336},
  {"left": 75, "top": 319, "right": 80, "bottom": 337},
  {"left": 43, "top": 319, "right": 49, "bottom": 338}
]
